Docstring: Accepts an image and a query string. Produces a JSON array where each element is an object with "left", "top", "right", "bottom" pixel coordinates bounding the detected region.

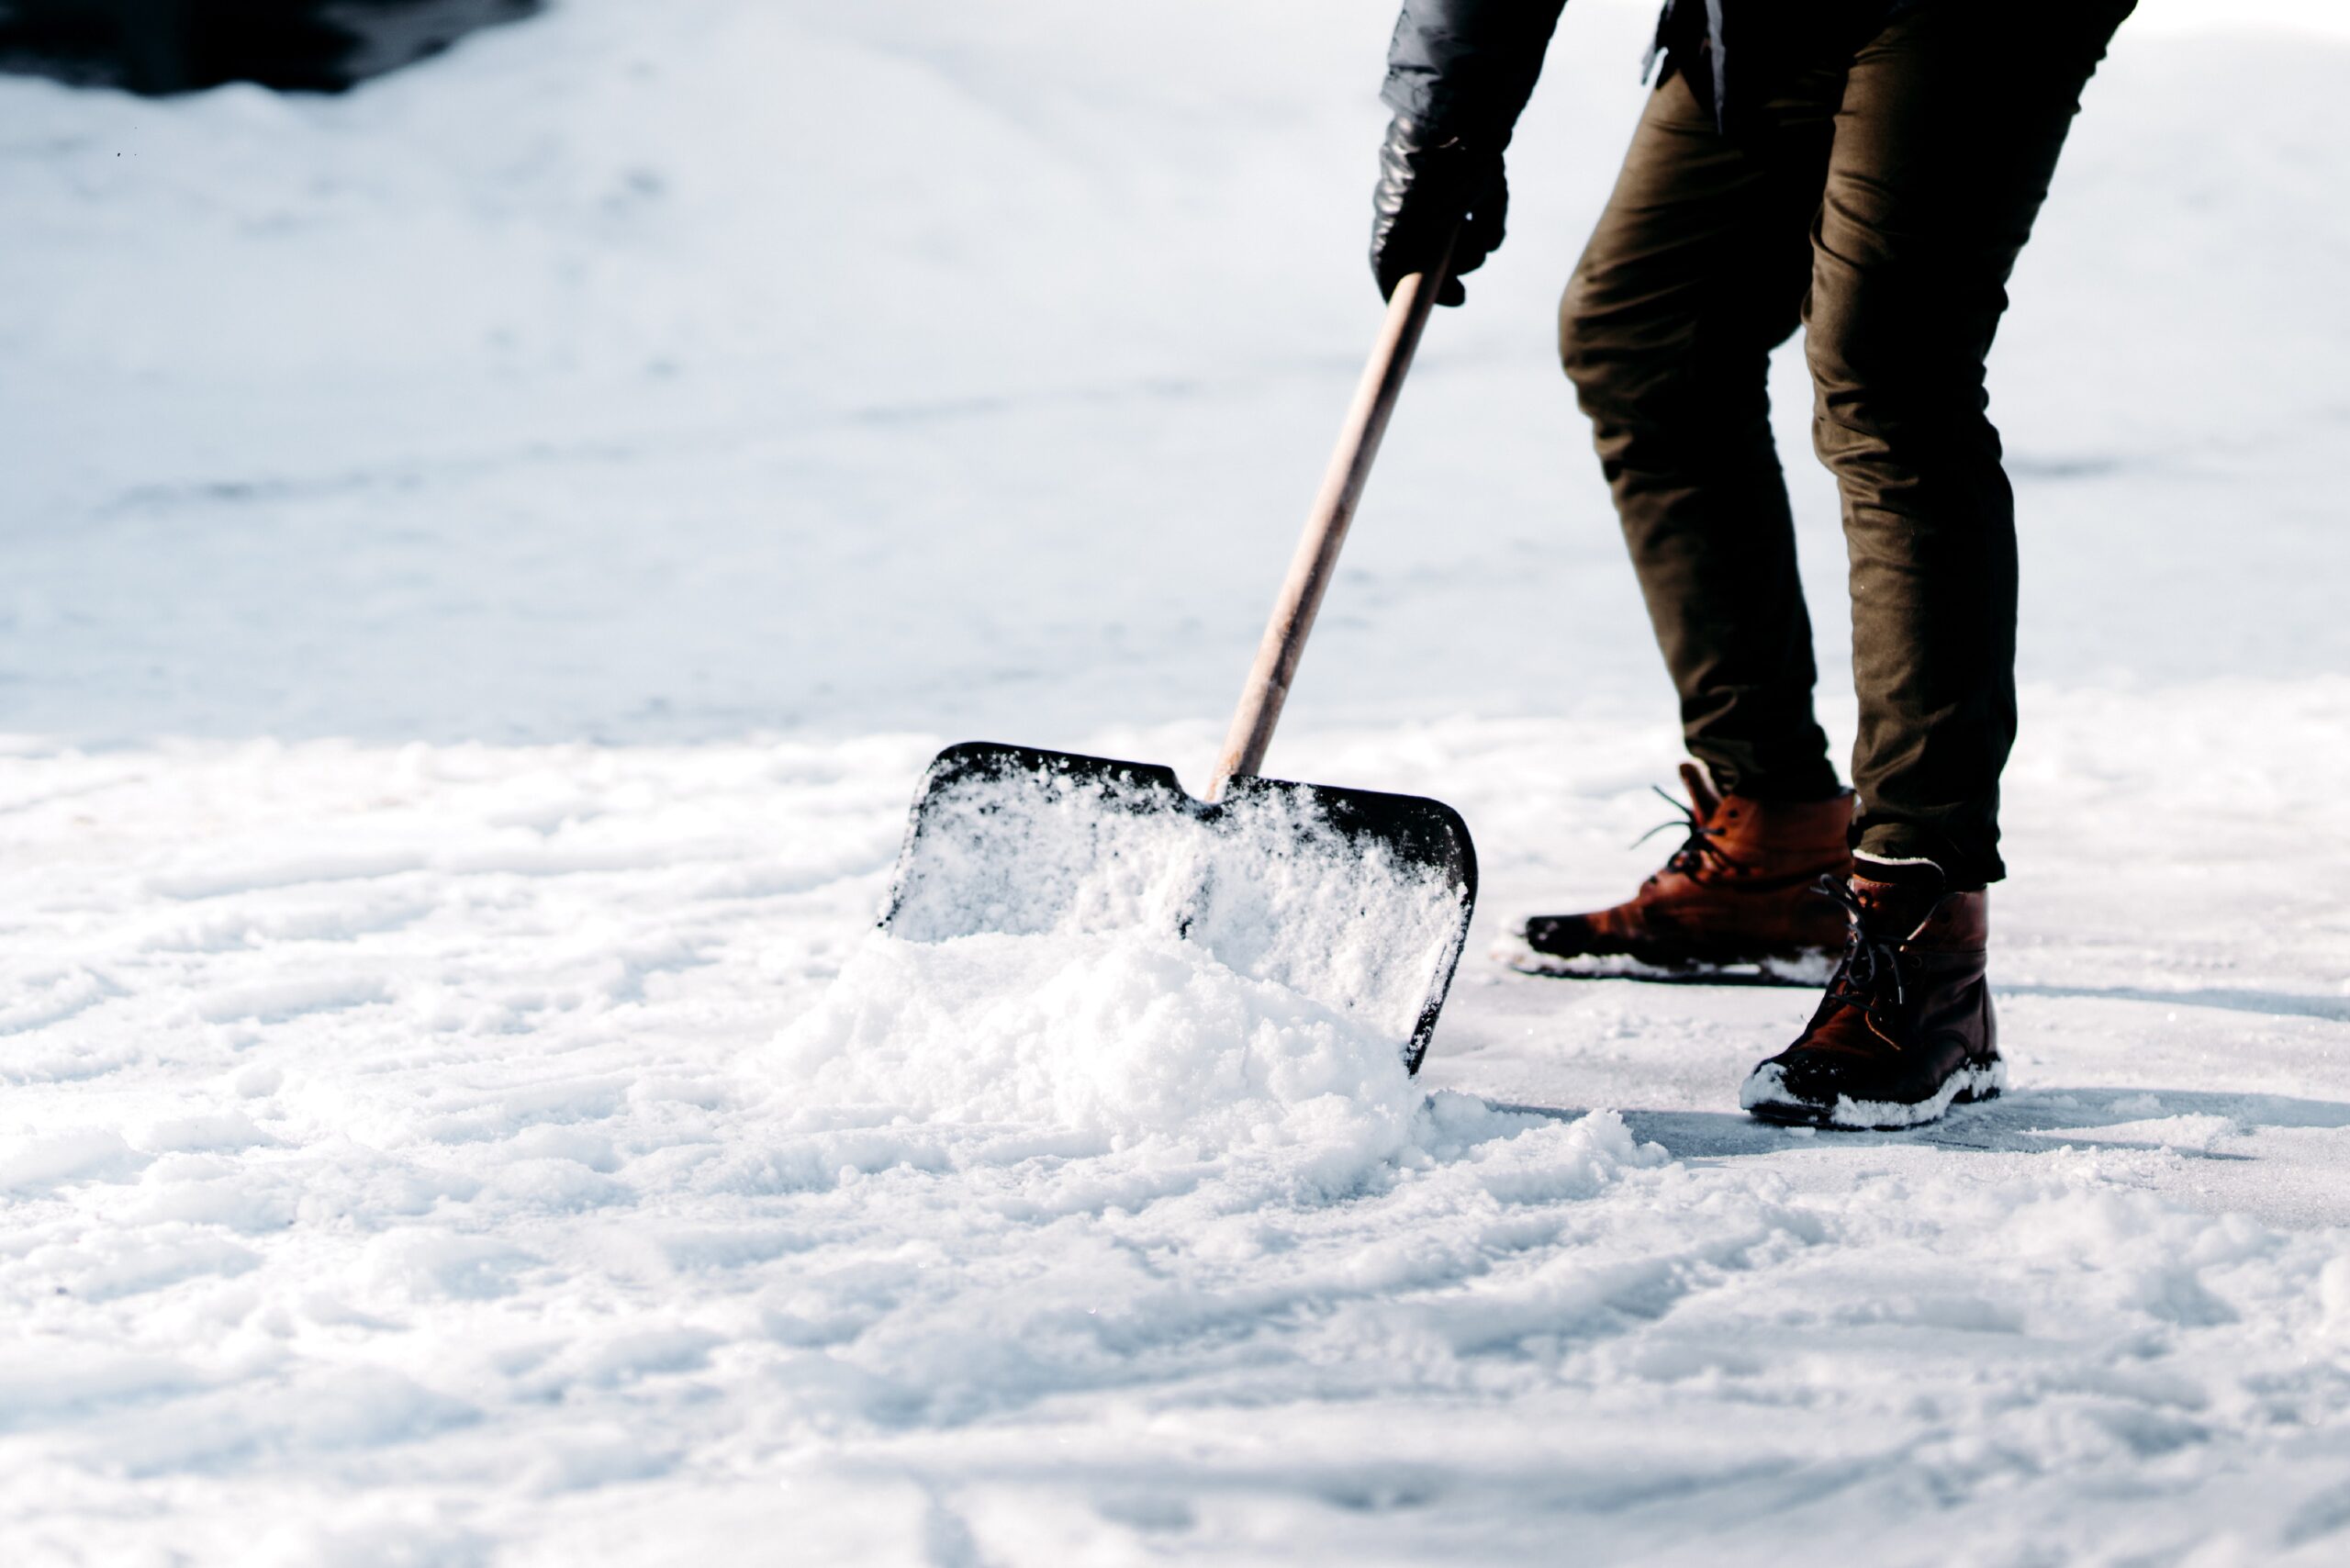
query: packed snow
[{"left": 5, "top": 1, "right": 2349, "bottom": 1563}]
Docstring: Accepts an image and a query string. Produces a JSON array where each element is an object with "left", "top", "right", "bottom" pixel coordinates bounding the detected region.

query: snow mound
[
  {"left": 886, "top": 756, "right": 1470, "bottom": 1054},
  {"left": 778, "top": 928, "right": 1427, "bottom": 1164}
]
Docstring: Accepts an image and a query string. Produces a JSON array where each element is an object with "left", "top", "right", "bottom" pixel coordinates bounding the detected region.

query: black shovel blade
[{"left": 881, "top": 742, "right": 1478, "bottom": 1073}]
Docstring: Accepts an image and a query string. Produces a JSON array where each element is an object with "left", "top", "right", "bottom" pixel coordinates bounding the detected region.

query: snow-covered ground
[{"left": 5, "top": 2, "right": 2349, "bottom": 1562}]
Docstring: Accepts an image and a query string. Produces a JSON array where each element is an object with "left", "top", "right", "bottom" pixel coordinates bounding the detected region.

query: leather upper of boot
[
  {"left": 1673, "top": 765, "right": 1855, "bottom": 888},
  {"left": 1522, "top": 764, "right": 1854, "bottom": 959}
]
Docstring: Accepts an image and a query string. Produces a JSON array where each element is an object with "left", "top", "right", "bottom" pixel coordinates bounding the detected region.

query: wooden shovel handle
[{"left": 1208, "top": 230, "right": 1456, "bottom": 799}]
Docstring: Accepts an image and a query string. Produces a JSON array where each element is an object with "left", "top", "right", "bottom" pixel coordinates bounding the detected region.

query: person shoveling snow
[
  {"left": 1373, "top": 0, "right": 2138, "bottom": 1128},
  {"left": 873, "top": 0, "right": 2137, "bottom": 1136}
]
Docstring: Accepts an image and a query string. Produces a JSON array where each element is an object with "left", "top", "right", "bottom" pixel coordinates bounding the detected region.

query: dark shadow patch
[{"left": 0, "top": 0, "right": 540, "bottom": 95}]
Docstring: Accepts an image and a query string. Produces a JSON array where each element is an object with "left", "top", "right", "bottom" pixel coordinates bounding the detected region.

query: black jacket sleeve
[{"left": 1381, "top": 0, "right": 1571, "bottom": 149}]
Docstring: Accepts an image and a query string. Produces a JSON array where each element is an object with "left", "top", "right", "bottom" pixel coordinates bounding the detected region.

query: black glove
[{"left": 1370, "top": 114, "right": 1507, "bottom": 307}]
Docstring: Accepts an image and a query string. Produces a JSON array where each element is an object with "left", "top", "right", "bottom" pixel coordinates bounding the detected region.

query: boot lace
[
  {"left": 1632, "top": 785, "right": 1742, "bottom": 879},
  {"left": 1814, "top": 876, "right": 1910, "bottom": 1047}
]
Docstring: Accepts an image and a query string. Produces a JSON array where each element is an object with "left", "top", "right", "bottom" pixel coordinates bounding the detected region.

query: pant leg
[
  {"left": 1806, "top": 0, "right": 2135, "bottom": 887},
  {"left": 1560, "top": 62, "right": 1850, "bottom": 802}
]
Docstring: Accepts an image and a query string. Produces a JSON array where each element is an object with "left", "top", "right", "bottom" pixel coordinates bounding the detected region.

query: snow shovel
[{"left": 881, "top": 245, "right": 1476, "bottom": 1072}]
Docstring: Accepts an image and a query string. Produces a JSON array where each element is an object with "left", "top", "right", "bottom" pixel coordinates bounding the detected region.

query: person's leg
[
  {"left": 1805, "top": 0, "right": 2137, "bottom": 889},
  {"left": 1559, "top": 61, "right": 1846, "bottom": 804},
  {"left": 1742, "top": 0, "right": 2136, "bottom": 1128},
  {"left": 1525, "top": 57, "right": 1858, "bottom": 974}
]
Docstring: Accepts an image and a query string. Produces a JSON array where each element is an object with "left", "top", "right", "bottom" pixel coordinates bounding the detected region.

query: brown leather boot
[
  {"left": 1515, "top": 765, "right": 1854, "bottom": 976},
  {"left": 1740, "top": 875, "right": 2001, "bottom": 1129}
]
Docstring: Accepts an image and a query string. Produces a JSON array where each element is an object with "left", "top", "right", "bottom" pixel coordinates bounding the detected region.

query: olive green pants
[{"left": 1560, "top": 0, "right": 2133, "bottom": 888}]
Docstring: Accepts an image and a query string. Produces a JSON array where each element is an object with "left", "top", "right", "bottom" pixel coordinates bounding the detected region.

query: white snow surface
[{"left": 6, "top": 2, "right": 2350, "bottom": 1563}]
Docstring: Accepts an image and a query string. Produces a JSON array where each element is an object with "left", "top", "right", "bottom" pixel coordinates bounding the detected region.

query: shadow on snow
[{"left": 1483, "top": 1087, "right": 2350, "bottom": 1162}]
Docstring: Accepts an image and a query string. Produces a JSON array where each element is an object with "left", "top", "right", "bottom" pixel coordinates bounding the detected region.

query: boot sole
[
  {"left": 1497, "top": 935, "right": 1841, "bottom": 990},
  {"left": 1740, "top": 1060, "right": 2007, "bottom": 1132}
]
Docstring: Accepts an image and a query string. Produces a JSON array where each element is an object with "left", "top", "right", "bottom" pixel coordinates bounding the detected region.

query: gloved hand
[{"left": 1370, "top": 114, "right": 1507, "bottom": 307}]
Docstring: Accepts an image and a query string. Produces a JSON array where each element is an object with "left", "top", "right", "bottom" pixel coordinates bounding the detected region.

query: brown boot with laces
[
  {"left": 1513, "top": 764, "right": 1854, "bottom": 979},
  {"left": 1740, "top": 872, "right": 2002, "bottom": 1130}
]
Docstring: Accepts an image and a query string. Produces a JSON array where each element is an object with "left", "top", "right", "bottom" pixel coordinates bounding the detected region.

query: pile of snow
[
  {"left": 785, "top": 765, "right": 1479, "bottom": 1182},
  {"left": 885, "top": 755, "right": 1469, "bottom": 1047},
  {"left": 785, "top": 745, "right": 1482, "bottom": 1182},
  {"left": 784, "top": 932, "right": 1428, "bottom": 1158}
]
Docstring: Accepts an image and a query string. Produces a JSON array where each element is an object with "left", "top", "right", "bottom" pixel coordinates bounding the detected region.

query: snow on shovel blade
[{"left": 880, "top": 742, "right": 1477, "bottom": 1073}]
